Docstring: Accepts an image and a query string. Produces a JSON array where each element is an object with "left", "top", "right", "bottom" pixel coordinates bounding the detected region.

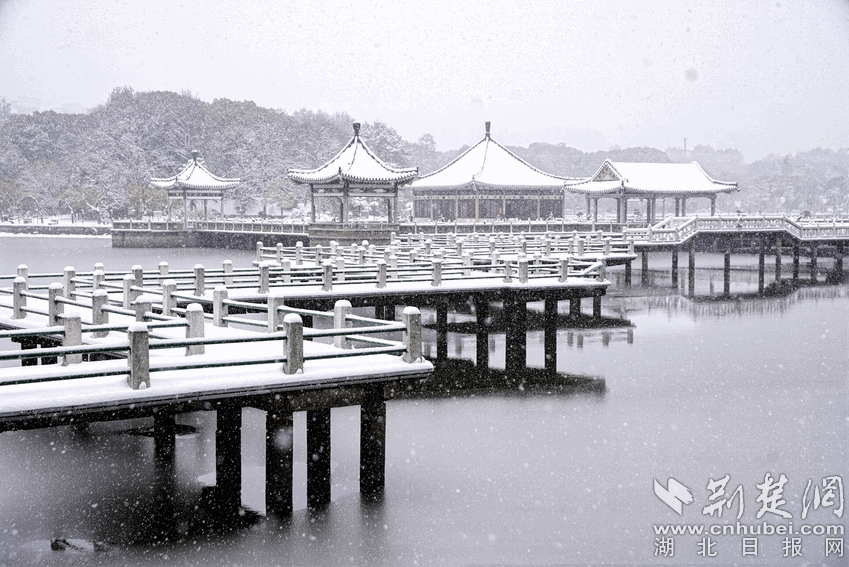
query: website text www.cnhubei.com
[{"left": 653, "top": 521, "right": 845, "bottom": 536}]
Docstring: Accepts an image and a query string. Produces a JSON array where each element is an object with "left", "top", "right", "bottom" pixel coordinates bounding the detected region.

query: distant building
[
  {"left": 564, "top": 160, "right": 738, "bottom": 223},
  {"left": 287, "top": 123, "right": 417, "bottom": 224},
  {"left": 409, "top": 122, "right": 575, "bottom": 221}
]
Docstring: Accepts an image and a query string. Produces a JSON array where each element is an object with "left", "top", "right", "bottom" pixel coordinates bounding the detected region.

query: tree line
[{"left": 1, "top": 88, "right": 846, "bottom": 221}]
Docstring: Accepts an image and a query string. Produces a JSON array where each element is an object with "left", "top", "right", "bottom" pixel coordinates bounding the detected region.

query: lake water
[{"left": 0, "top": 235, "right": 846, "bottom": 566}]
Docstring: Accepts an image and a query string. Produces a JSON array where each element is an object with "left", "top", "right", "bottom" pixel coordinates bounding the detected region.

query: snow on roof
[
  {"left": 565, "top": 160, "right": 738, "bottom": 196},
  {"left": 150, "top": 151, "right": 241, "bottom": 191},
  {"left": 287, "top": 123, "right": 418, "bottom": 186},
  {"left": 411, "top": 123, "right": 569, "bottom": 191}
]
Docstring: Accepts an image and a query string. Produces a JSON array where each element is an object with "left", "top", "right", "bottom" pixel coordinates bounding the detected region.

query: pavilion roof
[
  {"left": 287, "top": 123, "right": 418, "bottom": 186},
  {"left": 565, "top": 160, "right": 738, "bottom": 196},
  {"left": 150, "top": 152, "right": 240, "bottom": 191},
  {"left": 410, "top": 123, "right": 571, "bottom": 191}
]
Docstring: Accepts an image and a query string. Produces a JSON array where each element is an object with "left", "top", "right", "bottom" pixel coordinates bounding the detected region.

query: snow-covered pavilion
[
  {"left": 564, "top": 160, "right": 738, "bottom": 224},
  {"left": 287, "top": 123, "right": 418, "bottom": 224},
  {"left": 409, "top": 122, "right": 573, "bottom": 221},
  {"left": 150, "top": 151, "right": 240, "bottom": 229}
]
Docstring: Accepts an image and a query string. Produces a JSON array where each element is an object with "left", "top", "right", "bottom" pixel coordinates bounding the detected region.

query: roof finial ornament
[
  {"left": 485, "top": 121, "right": 491, "bottom": 139},
  {"left": 191, "top": 150, "right": 200, "bottom": 163},
  {"left": 353, "top": 122, "right": 361, "bottom": 137}
]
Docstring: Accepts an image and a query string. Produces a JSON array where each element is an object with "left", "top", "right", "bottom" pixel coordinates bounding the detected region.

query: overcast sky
[{"left": 1, "top": 0, "right": 847, "bottom": 161}]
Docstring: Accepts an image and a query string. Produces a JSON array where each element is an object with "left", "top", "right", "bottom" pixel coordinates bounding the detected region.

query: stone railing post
[
  {"left": 335, "top": 257, "right": 346, "bottom": 282},
  {"left": 334, "top": 300, "right": 352, "bottom": 349},
  {"left": 134, "top": 298, "right": 152, "bottom": 322},
  {"left": 161, "top": 279, "right": 176, "bottom": 317},
  {"left": 402, "top": 306, "right": 422, "bottom": 363},
  {"left": 63, "top": 266, "right": 76, "bottom": 299},
  {"left": 213, "top": 286, "right": 229, "bottom": 327},
  {"left": 223, "top": 260, "right": 233, "bottom": 285},
  {"left": 48, "top": 282, "right": 64, "bottom": 326},
  {"left": 322, "top": 261, "right": 333, "bottom": 291},
  {"left": 462, "top": 253, "right": 472, "bottom": 277},
  {"left": 503, "top": 261, "right": 512, "bottom": 283},
  {"left": 62, "top": 311, "right": 82, "bottom": 365},
  {"left": 604, "top": 238, "right": 611, "bottom": 255},
  {"left": 280, "top": 259, "right": 291, "bottom": 284},
  {"left": 17, "top": 264, "right": 28, "bottom": 286},
  {"left": 431, "top": 259, "right": 442, "bottom": 286},
  {"left": 358, "top": 246, "right": 367, "bottom": 265},
  {"left": 92, "top": 289, "right": 109, "bottom": 338},
  {"left": 424, "top": 239, "right": 432, "bottom": 255},
  {"left": 159, "top": 261, "right": 169, "bottom": 276},
  {"left": 295, "top": 241, "right": 303, "bottom": 265},
  {"left": 132, "top": 264, "right": 144, "bottom": 290},
  {"left": 193, "top": 264, "right": 205, "bottom": 297},
  {"left": 92, "top": 269, "right": 104, "bottom": 291},
  {"left": 576, "top": 238, "right": 584, "bottom": 257},
  {"left": 629, "top": 239, "right": 635, "bottom": 254},
  {"left": 377, "top": 260, "right": 387, "bottom": 289},
  {"left": 12, "top": 276, "right": 27, "bottom": 319},
  {"left": 127, "top": 322, "right": 150, "bottom": 389},
  {"left": 256, "top": 241, "right": 264, "bottom": 263},
  {"left": 259, "top": 262, "right": 270, "bottom": 294},
  {"left": 518, "top": 259, "right": 529, "bottom": 283},
  {"left": 315, "top": 244, "right": 323, "bottom": 264},
  {"left": 276, "top": 243, "right": 284, "bottom": 264},
  {"left": 596, "top": 262, "right": 607, "bottom": 282},
  {"left": 559, "top": 258, "right": 570, "bottom": 282},
  {"left": 267, "top": 293, "right": 285, "bottom": 333},
  {"left": 122, "top": 274, "right": 137, "bottom": 310},
  {"left": 185, "top": 303, "right": 204, "bottom": 355},
  {"left": 283, "top": 314, "right": 303, "bottom": 375}
]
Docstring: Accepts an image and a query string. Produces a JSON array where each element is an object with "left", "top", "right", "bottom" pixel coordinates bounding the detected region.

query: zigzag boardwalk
[{"left": 0, "top": 232, "right": 626, "bottom": 530}]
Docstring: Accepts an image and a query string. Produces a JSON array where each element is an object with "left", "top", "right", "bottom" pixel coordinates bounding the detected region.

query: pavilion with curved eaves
[
  {"left": 564, "top": 160, "right": 738, "bottom": 224},
  {"left": 287, "top": 123, "right": 418, "bottom": 224},
  {"left": 150, "top": 151, "right": 240, "bottom": 229},
  {"left": 410, "top": 122, "right": 575, "bottom": 221}
]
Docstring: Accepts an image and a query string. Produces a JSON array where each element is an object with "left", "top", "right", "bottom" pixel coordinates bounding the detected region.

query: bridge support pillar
[
  {"left": 724, "top": 246, "right": 731, "bottom": 296},
  {"left": 792, "top": 244, "right": 800, "bottom": 283},
  {"left": 474, "top": 296, "right": 490, "bottom": 370},
  {"left": 153, "top": 411, "right": 176, "bottom": 536},
  {"left": 569, "top": 297, "right": 581, "bottom": 318},
  {"left": 758, "top": 238, "right": 765, "bottom": 295},
  {"left": 544, "top": 297, "right": 558, "bottom": 375},
  {"left": 624, "top": 261, "right": 632, "bottom": 286},
  {"left": 504, "top": 296, "right": 527, "bottom": 377},
  {"left": 810, "top": 245, "right": 818, "bottom": 283},
  {"left": 360, "top": 390, "right": 386, "bottom": 497},
  {"left": 641, "top": 251, "right": 649, "bottom": 284},
  {"left": 307, "top": 407, "right": 332, "bottom": 510},
  {"left": 688, "top": 241, "right": 696, "bottom": 297},
  {"left": 671, "top": 249, "right": 678, "bottom": 288},
  {"left": 266, "top": 410, "right": 293, "bottom": 516},
  {"left": 436, "top": 301, "right": 449, "bottom": 361},
  {"left": 215, "top": 406, "right": 242, "bottom": 518},
  {"left": 774, "top": 236, "right": 782, "bottom": 282},
  {"left": 835, "top": 245, "right": 844, "bottom": 283},
  {"left": 592, "top": 295, "right": 602, "bottom": 319}
]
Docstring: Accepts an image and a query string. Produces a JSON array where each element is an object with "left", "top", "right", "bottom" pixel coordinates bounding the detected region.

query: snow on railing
[{"left": 0, "top": 281, "right": 424, "bottom": 390}]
